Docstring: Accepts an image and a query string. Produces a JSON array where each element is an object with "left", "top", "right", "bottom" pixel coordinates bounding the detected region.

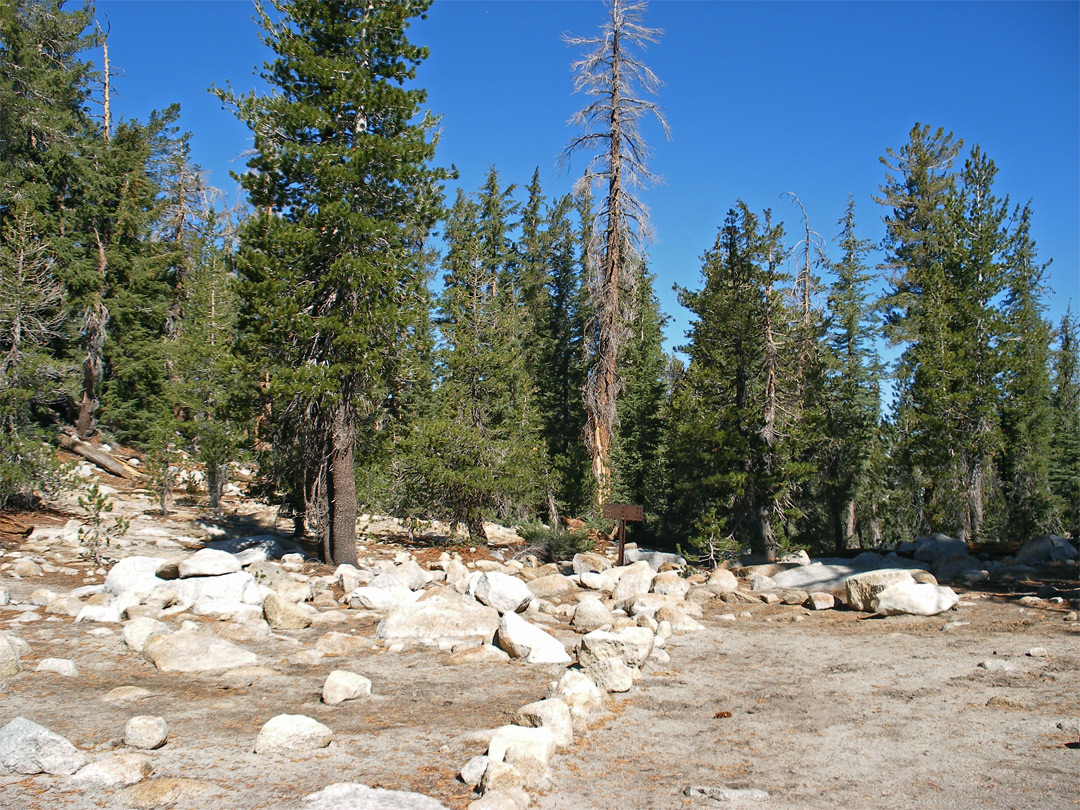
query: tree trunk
[
  {"left": 77, "top": 300, "right": 107, "bottom": 439},
  {"left": 842, "top": 497, "right": 859, "bottom": 550},
  {"left": 326, "top": 401, "right": 358, "bottom": 567}
]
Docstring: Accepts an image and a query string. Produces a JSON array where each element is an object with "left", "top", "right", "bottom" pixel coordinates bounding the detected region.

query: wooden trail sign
[{"left": 602, "top": 503, "right": 643, "bottom": 565}]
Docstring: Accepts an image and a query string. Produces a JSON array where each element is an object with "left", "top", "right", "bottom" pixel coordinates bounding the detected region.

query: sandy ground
[{"left": 1, "top": 479, "right": 1077, "bottom": 810}]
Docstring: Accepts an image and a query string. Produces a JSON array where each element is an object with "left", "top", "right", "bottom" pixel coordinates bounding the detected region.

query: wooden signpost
[{"left": 602, "top": 502, "right": 644, "bottom": 566}]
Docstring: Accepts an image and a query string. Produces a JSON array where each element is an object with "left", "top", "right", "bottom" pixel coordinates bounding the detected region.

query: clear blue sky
[{"left": 93, "top": 0, "right": 1079, "bottom": 354}]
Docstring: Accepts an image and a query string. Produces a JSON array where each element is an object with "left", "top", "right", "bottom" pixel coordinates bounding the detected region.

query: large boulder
[
  {"left": 551, "top": 670, "right": 605, "bottom": 734},
  {"left": 571, "top": 599, "right": 614, "bottom": 632},
  {"left": 486, "top": 725, "right": 557, "bottom": 767},
  {"left": 578, "top": 626, "right": 654, "bottom": 669},
  {"left": 624, "top": 547, "right": 685, "bottom": 571},
  {"left": 263, "top": 591, "right": 313, "bottom": 630},
  {"left": 610, "top": 561, "right": 656, "bottom": 607},
  {"left": 495, "top": 612, "right": 571, "bottom": 664},
  {"left": 845, "top": 569, "right": 916, "bottom": 612},
  {"left": 572, "top": 552, "right": 612, "bottom": 575},
  {"left": 104, "top": 556, "right": 169, "bottom": 597},
  {"left": 178, "top": 548, "right": 241, "bottom": 578},
  {"left": 377, "top": 592, "right": 500, "bottom": 643},
  {"left": 527, "top": 574, "right": 577, "bottom": 600},
  {"left": 514, "top": 699, "right": 573, "bottom": 747},
  {"left": 144, "top": 630, "right": 257, "bottom": 673},
  {"left": 474, "top": 572, "right": 533, "bottom": 615},
  {"left": 1015, "top": 534, "right": 1078, "bottom": 565},
  {"left": 872, "top": 581, "right": 959, "bottom": 616},
  {"left": 347, "top": 586, "right": 418, "bottom": 611},
  {"left": 914, "top": 533, "right": 968, "bottom": 564},
  {"left": 0, "top": 717, "right": 86, "bottom": 775},
  {"left": 302, "top": 783, "right": 449, "bottom": 810},
  {"left": 169, "top": 571, "right": 264, "bottom": 615}
]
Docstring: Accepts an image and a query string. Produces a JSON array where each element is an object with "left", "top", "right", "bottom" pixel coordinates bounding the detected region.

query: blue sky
[{"left": 93, "top": 0, "right": 1079, "bottom": 354}]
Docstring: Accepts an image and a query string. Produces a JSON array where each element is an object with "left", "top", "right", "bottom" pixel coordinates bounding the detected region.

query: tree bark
[{"left": 326, "top": 401, "right": 358, "bottom": 567}]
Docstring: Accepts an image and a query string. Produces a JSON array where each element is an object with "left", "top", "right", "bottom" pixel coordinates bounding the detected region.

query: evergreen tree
[
  {"left": 402, "top": 187, "right": 544, "bottom": 539},
  {"left": 998, "top": 204, "right": 1055, "bottom": 541},
  {"left": 667, "top": 203, "right": 791, "bottom": 560},
  {"left": 1049, "top": 310, "right": 1080, "bottom": 536},
  {"left": 820, "top": 197, "right": 882, "bottom": 549},
  {"left": 218, "top": 0, "right": 446, "bottom": 565}
]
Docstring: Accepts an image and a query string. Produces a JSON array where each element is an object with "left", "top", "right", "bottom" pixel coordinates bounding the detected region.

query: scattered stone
[
  {"left": 263, "top": 590, "right": 313, "bottom": 630},
  {"left": 254, "top": 714, "right": 332, "bottom": 754},
  {"left": 578, "top": 626, "right": 654, "bottom": 669},
  {"left": 624, "top": 547, "right": 685, "bottom": 571},
  {"left": 0, "top": 716, "right": 86, "bottom": 775},
  {"left": 706, "top": 568, "right": 739, "bottom": 593},
  {"left": 526, "top": 574, "right": 577, "bottom": 599},
  {"left": 1026, "top": 647, "right": 1049, "bottom": 658},
  {"left": 487, "top": 724, "right": 556, "bottom": 768},
  {"left": 611, "top": 561, "right": 656, "bottom": 606},
  {"left": 121, "top": 777, "right": 218, "bottom": 809},
  {"left": 446, "top": 644, "right": 510, "bottom": 665},
  {"left": 315, "top": 631, "right": 372, "bottom": 657},
  {"left": 805, "top": 592, "right": 835, "bottom": 610},
  {"left": 459, "top": 755, "right": 489, "bottom": 788},
  {"left": 123, "top": 716, "right": 168, "bottom": 750},
  {"left": 496, "top": 611, "right": 571, "bottom": 664},
  {"left": 322, "top": 670, "right": 372, "bottom": 705},
  {"left": 102, "top": 686, "right": 154, "bottom": 703},
  {"left": 144, "top": 630, "right": 257, "bottom": 673},
  {"left": 72, "top": 752, "right": 154, "bottom": 786},
  {"left": 12, "top": 558, "right": 44, "bottom": 577},
  {"left": 872, "top": 581, "right": 959, "bottom": 616},
  {"left": 572, "top": 552, "right": 611, "bottom": 575},
  {"left": 684, "top": 784, "right": 770, "bottom": 802},
  {"left": 757, "top": 592, "right": 780, "bottom": 605},
  {"left": 178, "top": 548, "right": 242, "bottom": 578},
  {"left": 585, "top": 656, "right": 634, "bottom": 692},
  {"left": 978, "top": 659, "right": 1020, "bottom": 673},
  {"left": 571, "top": 599, "right": 614, "bottom": 632},
  {"left": 914, "top": 533, "right": 968, "bottom": 564},
  {"left": 0, "top": 634, "right": 21, "bottom": 676},
  {"left": 122, "top": 616, "right": 172, "bottom": 652},
  {"left": 302, "top": 782, "right": 449, "bottom": 810},
  {"left": 480, "top": 760, "right": 524, "bottom": 795},
  {"left": 748, "top": 574, "right": 777, "bottom": 591},
  {"left": 1014, "top": 534, "right": 1078, "bottom": 565},
  {"left": 986, "top": 695, "right": 1025, "bottom": 709},
  {"left": 514, "top": 698, "right": 573, "bottom": 747},
  {"left": 35, "top": 657, "right": 78, "bottom": 676}
]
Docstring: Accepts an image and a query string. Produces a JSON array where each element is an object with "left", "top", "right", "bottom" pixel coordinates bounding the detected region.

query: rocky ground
[{"left": 0, "top": 460, "right": 1077, "bottom": 810}]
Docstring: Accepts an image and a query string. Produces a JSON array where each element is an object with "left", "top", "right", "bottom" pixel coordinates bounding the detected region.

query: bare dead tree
[{"left": 560, "top": 0, "right": 670, "bottom": 504}]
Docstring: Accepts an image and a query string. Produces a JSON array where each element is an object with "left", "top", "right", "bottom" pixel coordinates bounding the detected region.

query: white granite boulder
[
  {"left": 578, "top": 626, "right": 654, "bottom": 669},
  {"left": 322, "top": 670, "right": 372, "bottom": 705},
  {"left": 123, "top": 716, "right": 168, "bottom": 750},
  {"left": 514, "top": 699, "right": 573, "bottom": 747},
  {"left": 495, "top": 612, "right": 571, "bottom": 664},
  {"left": 845, "top": 569, "right": 915, "bottom": 612},
  {"left": 377, "top": 592, "right": 500, "bottom": 643},
  {"left": 552, "top": 670, "right": 605, "bottom": 733},
  {"left": 474, "top": 572, "right": 533, "bottom": 615},
  {"left": 0, "top": 716, "right": 86, "bottom": 775},
  {"left": 301, "top": 783, "right": 449, "bottom": 810},
  {"left": 263, "top": 591, "right": 313, "bottom": 630},
  {"left": 0, "top": 633, "right": 21, "bottom": 676},
  {"left": 144, "top": 630, "right": 257, "bottom": 673},
  {"left": 527, "top": 574, "right": 577, "bottom": 599},
  {"left": 571, "top": 599, "right": 614, "bottom": 632},
  {"left": 122, "top": 616, "right": 171, "bottom": 653},
  {"left": 178, "top": 548, "right": 242, "bottom": 578},
  {"left": 72, "top": 752, "right": 154, "bottom": 786},
  {"left": 254, "top": 714, "right": 332, "bottom": 754},
  {"left": 571, "top": 552, "right": 612, "bottom": 575},
  {"left": 486, "top": 725, "right": 556, "bottom": 767},
  {"left": 610, "top": 561, "right": 656, "bottom": 607},
  {"left": 104, "top": 556, "right": 169, "bottom": 597},
  {"left": 585, "top": 656, "right": 634, "bottom": 693},
  {"left": 871, "top": 581, "right": 959, "bottom": 616}
]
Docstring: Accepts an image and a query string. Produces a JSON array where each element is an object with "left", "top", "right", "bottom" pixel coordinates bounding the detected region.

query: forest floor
[{"left": 1, "top": 462, "right": 1078, "bottom": 810}]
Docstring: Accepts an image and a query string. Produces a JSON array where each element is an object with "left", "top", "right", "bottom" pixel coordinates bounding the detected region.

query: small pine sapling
[{"left": 77, "top": 483, "right": 129, "bottom": 565}]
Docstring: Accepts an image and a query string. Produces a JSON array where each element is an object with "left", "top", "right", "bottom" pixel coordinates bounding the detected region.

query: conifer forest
[{"left": 2, "top": 0, "right": 1077, "bottom": 566}]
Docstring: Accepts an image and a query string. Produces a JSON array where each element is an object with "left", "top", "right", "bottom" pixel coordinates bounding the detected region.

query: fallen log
[{"left": 56, "top": 433, "right": 142, "bottom": 480}]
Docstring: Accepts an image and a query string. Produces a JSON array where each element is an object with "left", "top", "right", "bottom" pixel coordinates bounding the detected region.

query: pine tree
[
  {"left": 218, "top": 0, "right": 446, "bottom": 565},
  {"left": 820, "top": 197, "right": 882, "bottom": 549},
  {"left": 402, "top": 186, "right": 544, "bottom": 540},
  {"left": 998, "top": 204, "right": 1055, "bottom": 541},
  {"left": 562, "top": 0, "right": 670, "bottom": 503},
  {"left": 1049, "top": 310, "right": 1080, "bottom": 536},
  {"left": 667, "top": 203, "right": 790, "bottom": 560}
]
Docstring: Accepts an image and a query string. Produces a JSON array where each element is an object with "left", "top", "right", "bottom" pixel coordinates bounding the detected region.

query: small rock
[
  {"left": 124, "top": 716, "right": 168, "bottom": 749},
  {"left": 263, "top": 591, "right": 313, "bottom": 630},
  {"left": 122, "top": 616, "right": 172, "bottom": 653},
  {"left": 322, "top": 670, "right": 372, "bottom": 705},
  {"left": 0, "top": 634, "right": 21, "bottom": 676},
  {"left": 102, "top": 686, "right": 154, "bottom": 703},
  {"left": 35, "top": 658, "right": 78, "bottom": 676},
  {"left": 872, "top": 581, "right": 959, "bottom": 616},
  {"left": 685, "top": 784, "right": 769, "bottom": 802},
  {"left": 178, "top": 548, "right": 242, "bottom": 578},
  {"left": 1026, "top": 647, "right": 1048, "bottom": 658},
  {"left": 805, "top": 592, "right": 835, "bottom": 610},
  {"left": 459, "top": 754, "right": 489, "bottom": 787},
  {"left": 514, "top": 698, "right": 573, "bottom": 747},
  {"left": 978, "top": 659, "right": 1020, "bottom": 673},
  {"left": 585, "top": 656, "right": 634, "bottom": 693},
  {"left": 122, "top": 777, "right": 218, "bottom": 809},
  {"left": 495, "top": 612, "right": 571, "bottom": 664},
  {"left": 986, "top": 696, "right": 1024, "bottom": 709},
  {"left": 302, "top": 783, "right": 449, "bottom": 810},
  {"left": 571, "top": 599, "right": 614, "bottom": 632},
  {"left": 72, "top": 752, "right": 154, "bottom": 786},
  {"left": 254, "top": 714, "right": 332, "bottom": 754}
]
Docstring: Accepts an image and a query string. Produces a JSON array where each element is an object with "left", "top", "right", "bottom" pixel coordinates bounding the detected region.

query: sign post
[{"left": 602, "top": 503, "right": 644, "bottom": 566}]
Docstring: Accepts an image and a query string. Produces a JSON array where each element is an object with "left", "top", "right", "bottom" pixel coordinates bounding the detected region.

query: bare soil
[{"left": 1, "top": 479, "right": 1077, "bottom": 810}]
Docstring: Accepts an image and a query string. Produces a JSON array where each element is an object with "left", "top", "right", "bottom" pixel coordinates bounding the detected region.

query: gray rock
[
  {"left": 144, "top": 630, "right": 257, "bottom": 672},
  {"left": 480, "top": 761, "right": 523, "bottom": 796},
  {"left": 459, "top": 755, "right": 489, "bottom": 788},
  {"left": 263, "top": 591, "right": 313, "bottom": 630},
  {"left": 571, "top": 598, "right": 614, "bottom": 632},
  {"left": 914, "top": 533, "right": 969, "bottom": 564},
  {"left": 685, "top": 784, "right": 770, "bottom": 802},
  {"left": 254, "top": 714, "right": 332, "bottom": 754},
  {"left": 514, "top": 698, "right": 573, "bottom": 747},
  {"left": 122, "top": 616, "right": 171, "bottom": 653},
  {"left": 624, "top": 547, "right": 685, "bottom": 570},
  {"left": 104, "top": 556, "right": 169, "bottom": 597},
  {"left": 748, "top": 574, "right": 777, "bottom": 592},
  {"left": 805, "top": 592, "right": 836, "bottom": 610},
  {"left": 487, "top": 724, "right": 556, "bottom": 766},
  {"left": 578, "top": 626, "right": 654, "bottom": 669},
  {"left": 1015, "top": 534, "right": 1078, "bottom": 564},
  {"left": 178, "top": 548, "right": 242, "bottom": 578},
  {"left": 706, "top": 568, "right": 739, "bottom": 592},
  {"left": 526, "top": 574, "right": 577, "bottom": 599},
  {"left": 348, "top": 586, "right": 416, "bottom": 611},
  {"left": 302, "top": 782, "right": 449, "bottom": 809},
  {"left": 651, "top": 571, "right": 690, "bottom": 598},
  {"left": 610, "top": 561, "right": 656, "bottom": 606},
  {"left": 0, "top": 634, "right": 20, "bottom": 676},
  {"left": 72, "top": 752, "right": 154, "bottom": 786},
  {"left": 495, "top": 611, "right": 571, "bottom": 664},
  {"left": 933, "top": 554, "right": 987, "bottom": 582},
  {"left": 572, "top": 552, "right": 612, "bottom": 575},
  {"left": 585, "top": 656, "right": 634, "bottom": 692},
  {"left": 871, "top": 581, "right": 959, "bottom": 616},
  {"left": 0, "top": 716, "right": 86, "bottom": 775},
  {"left": 445, "top": 644, "right": 511, "bottom": 666},
  {"left": 377, "top": 592, "right": 500, "bottom": 643},
  {"left": 123, "top": 715, "right": 168, "bottom": 749},
  {"left": 552, "top": 670, "right": 605, "bottom": 733}
]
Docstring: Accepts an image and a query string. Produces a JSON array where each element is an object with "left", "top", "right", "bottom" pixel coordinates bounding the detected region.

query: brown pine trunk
[
  {"left": 842, "top": 497, "right": 859, "bottom": 550},
  {"left": 326, "top": 402, "right": 358, "bottom": 567}
]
